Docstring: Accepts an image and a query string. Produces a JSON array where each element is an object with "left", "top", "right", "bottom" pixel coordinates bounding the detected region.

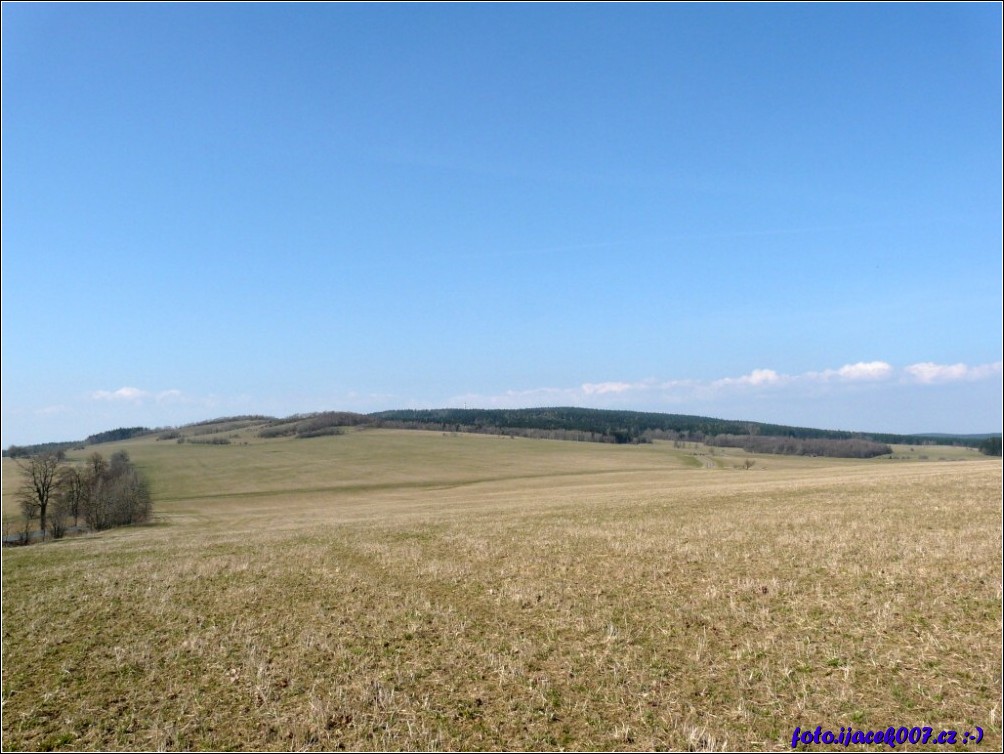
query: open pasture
[{"left": 2, "top": 430, "right": 1000, "bottom": 750}]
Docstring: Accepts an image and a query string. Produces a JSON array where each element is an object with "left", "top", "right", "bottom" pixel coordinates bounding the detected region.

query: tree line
[
  {"left": 366, "top": 407, "right": 986, "bottom": 452},
  {"left": 258, "top": 411, "right": 369, "bottom": 439},
  {"left": 8, "top": 450, "right": 152, "bottom": 545},
  {"left": 978, "top": 436, "right": 1002, "bottom": 456},
  {"left": 706, "top": 434, "right": 892, "bottom": 458}
]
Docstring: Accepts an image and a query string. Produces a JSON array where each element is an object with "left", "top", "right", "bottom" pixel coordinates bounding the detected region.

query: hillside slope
[{"left": 2, "top": 430, "right": 999, "bottom": 750}]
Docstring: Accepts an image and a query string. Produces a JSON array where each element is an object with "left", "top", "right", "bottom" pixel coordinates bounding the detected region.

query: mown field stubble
[{"left": 1, "top": 429, "right": 1001, "bottom": 751}]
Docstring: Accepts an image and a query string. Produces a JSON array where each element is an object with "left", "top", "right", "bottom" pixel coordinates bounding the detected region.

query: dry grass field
[{"left": 2, "top": 429, "right": 1001, "bottom": 751}]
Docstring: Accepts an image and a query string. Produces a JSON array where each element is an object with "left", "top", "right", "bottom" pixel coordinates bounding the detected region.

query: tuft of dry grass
[{"left": 2, "top": 431, "right": 1000, "bottom": 750}]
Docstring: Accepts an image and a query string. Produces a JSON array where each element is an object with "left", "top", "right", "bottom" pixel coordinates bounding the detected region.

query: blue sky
[{"left": 2, "top": 3, "right": 1001, "bottom": 446}]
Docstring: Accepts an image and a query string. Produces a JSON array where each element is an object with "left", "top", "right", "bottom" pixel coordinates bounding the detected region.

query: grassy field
[{"left": 2, "top": 429, "right": 1001, "bottom": 751}]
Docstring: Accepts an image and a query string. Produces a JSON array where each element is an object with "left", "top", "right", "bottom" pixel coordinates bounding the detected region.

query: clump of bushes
[
  {"left": 184, "top": 437, "right": 232, "bottom": 445},
  {"left": 80, "top": 451, "right": 152, "bottom": 531}
]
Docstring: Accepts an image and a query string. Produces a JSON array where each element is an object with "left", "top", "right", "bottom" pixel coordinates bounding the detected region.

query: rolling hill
[{"left": 5, "top": 406, "right": 998, "bottom": 459}]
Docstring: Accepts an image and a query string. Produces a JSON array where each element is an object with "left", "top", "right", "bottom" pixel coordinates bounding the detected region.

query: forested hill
[
  {"left": 5, "top": 407, "right": 999, "bottom": 458},
  {"left": 373, "top": 407, "right": 784, "bottom": 441},
  {"left": 369, "top": 407, "right": 986, "bottom": 448}
]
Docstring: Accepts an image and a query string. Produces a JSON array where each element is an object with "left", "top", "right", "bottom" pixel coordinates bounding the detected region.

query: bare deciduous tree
[
  {"left": 17, "top": 453, "right": 64, "bottom": 540},
  {"left": 56, "top": 466, "right": 88, "bottom": 528}
]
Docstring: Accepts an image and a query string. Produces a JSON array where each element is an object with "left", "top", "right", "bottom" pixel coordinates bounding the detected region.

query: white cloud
[
  {"left": 712, "top": 368, "right": 787, "bottom": 389},
  {"left": 91, "top": 386, "right": 150, "bottom": 402},
  {"left": 904, "top": 361, "right": 1003, "bottom": 385},
  {"left": 807, "top": 361, "right": 894, "bottom": 383},
  {"left": 835, "top": 361, "right": 894, "bottom": 381},
  {"left": 453, "top": 358, "right": 1002, "bottom": 413},
  {"left": 581, "top": 381, "right": 637, "bottom": 396}
]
